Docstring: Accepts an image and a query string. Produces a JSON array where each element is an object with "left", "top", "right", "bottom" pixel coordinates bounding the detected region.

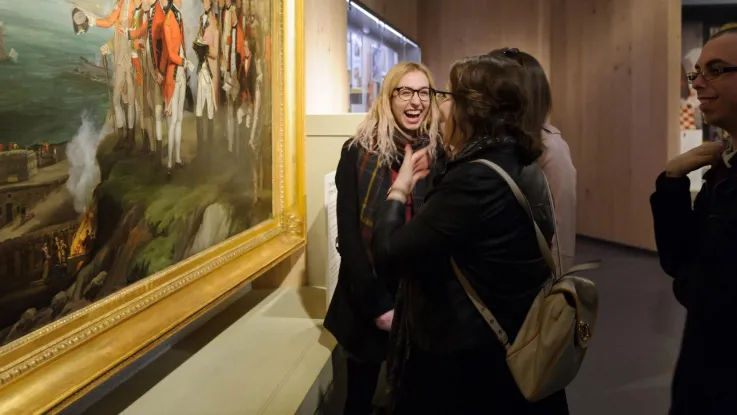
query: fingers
[
  {"left": 711, "top": 140, "right": 726, "bottom": 152},
  {"left": 412, "top": 169, "right": 430, "bottom": 184},
  {"left": 411, "top": 148, "right": 430, "bottom": 170},
  {"left": 411, "top": 147, "right": 428, "bottom": 160},
  {"left": 404, "top": 144, "right": 413, "bottom": 159},
  {"left": 698, "top": 140, "right": 726, "bottom": 155}
]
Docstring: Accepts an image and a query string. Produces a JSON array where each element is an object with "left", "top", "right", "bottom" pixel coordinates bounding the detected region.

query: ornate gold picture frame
[{"left": 0, "top": 0, "right": 304, "bottom": 412}]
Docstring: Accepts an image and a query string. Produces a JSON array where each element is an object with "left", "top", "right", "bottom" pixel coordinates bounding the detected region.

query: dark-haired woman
[
  {"left": 371, "top": 54, "right": 570, "bottom": 414},
  {"left": 490, "top": 48, "right": 577, "bottom": 273}
]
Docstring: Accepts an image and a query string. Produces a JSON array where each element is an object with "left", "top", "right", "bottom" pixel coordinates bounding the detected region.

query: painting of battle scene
[{"left": 0, "top": 0, "right": 274, "bottom": 346}]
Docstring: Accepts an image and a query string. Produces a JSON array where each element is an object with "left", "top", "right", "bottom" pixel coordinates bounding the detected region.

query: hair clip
[{"left": 503, "top": 48, "right": 520, "bottom": 57}]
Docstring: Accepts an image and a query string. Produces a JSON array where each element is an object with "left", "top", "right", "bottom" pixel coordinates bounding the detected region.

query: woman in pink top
[
  {"left": 491, "top": 48, "right": 577, "bottom": 272},
  {"left": 539, "top": 123, "right": 577, "bottom": 272}
]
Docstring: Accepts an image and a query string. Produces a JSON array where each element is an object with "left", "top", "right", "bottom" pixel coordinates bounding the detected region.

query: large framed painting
[{"left": 0, "top": 0, "right": 304, "bottom": 411}]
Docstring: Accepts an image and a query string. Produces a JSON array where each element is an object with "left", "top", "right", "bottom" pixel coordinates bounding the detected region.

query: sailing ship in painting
[
  {"left": 0, "top": 0, "right": 274, "bottom": 346},
  {"left": 73, "top": 55, "right": 114, "bottom": 84},
  {"left": 0, "top": 20, "right": 18, "bottom": 63}
]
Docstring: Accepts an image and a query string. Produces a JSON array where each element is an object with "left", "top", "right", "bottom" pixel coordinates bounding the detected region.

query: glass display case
[{"left": 347, "top": 1, "right": 421, "bottom": 112}]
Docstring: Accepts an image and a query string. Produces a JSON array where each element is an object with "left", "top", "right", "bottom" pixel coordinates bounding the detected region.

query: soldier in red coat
[
  {"left": 128, "top": 0, "right": 168, "bottom": 165},
  {"left": 160, "top": 0, "right": 193, "bottom": 177}
]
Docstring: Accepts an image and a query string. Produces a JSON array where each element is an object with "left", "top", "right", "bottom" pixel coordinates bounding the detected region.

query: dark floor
[
  {"left": 565, "top": 237, "right": 684, "bottom": 415},
  {"left": 74, "top": 237, "right": 685, "bottom": 415}
]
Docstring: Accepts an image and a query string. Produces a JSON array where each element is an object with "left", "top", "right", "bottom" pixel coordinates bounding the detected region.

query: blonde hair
[{"left": 351, "top": 61, "right": 441, "bottom": 167}]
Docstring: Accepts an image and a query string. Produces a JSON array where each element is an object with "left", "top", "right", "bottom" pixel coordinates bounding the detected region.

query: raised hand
[
  {"left": 375, "top": 309, "right": 394, "bottom": 331},
  {"left": 412, "top": 147, "right": 431, "bottom": 172},
  {"left": 666, "top": 140, "right": 725, "bottom": 178},
  {"left": 388, "top": 145, "right": 431, "bottom": 201}
]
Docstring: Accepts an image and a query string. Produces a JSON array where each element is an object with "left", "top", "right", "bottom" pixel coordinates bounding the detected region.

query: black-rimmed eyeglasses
[
  {"left": 394, "top": 87, "right": 432, "bottom": 102},
  {"left": 432, "top": 88, "right": 453, "bottom": 104},
  {"left": 687, "top": 66, "right": 737, "bottom": 83},
  {"left": 394, "top": 87, "right": 454, "bottom": 103}
]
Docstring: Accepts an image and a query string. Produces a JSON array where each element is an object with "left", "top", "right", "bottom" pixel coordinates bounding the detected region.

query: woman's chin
[{"left": 399, "top": 120, "right": 422, "bottom": 133}]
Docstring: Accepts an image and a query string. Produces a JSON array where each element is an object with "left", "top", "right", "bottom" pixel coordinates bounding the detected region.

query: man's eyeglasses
[{"left": 687, "top": 66, "right": 737, "bottom": 83}]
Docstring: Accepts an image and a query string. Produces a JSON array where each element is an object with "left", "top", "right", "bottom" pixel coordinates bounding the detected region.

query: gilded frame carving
[{"left": 0, "top": 0, "right": 305, "bottom": 412}]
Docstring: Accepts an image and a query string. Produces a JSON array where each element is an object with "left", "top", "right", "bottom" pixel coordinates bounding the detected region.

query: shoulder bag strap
[
  {"left": 471, "top": 159, "right": 557, "bottom": 274},
  {"left": 470, "top": 160, "right": 600, "bottom": 277},
  {"left": 451, "top": 159, "right": 599, "bottom": 350}
]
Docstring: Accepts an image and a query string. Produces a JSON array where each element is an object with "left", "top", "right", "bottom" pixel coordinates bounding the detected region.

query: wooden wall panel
[
  {"left": 418, "top": 0, "right": 551, "bottom": 85},
  {"left": 361, "top": 0, "right": 420, "bottom": 40},
  {"left": 306, "top": 0, "right": 680, "bottom": 250},
  {"left": 305, "top": 0, "right": 349, "bottom": 113},
  {"left": 549, "top": 0, "right": 681, "bottom": 250}
]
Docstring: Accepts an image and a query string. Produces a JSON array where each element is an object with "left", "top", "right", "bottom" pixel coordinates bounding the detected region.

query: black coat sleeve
[
  {"left": 650, "top": 171, "right": 700, "bottom": 307},
  {"left": 371, "top": 165, "right": 505, "bottom": 277},
  {"left": 335, "top": 144, "right": 394, "bottom": 320}
]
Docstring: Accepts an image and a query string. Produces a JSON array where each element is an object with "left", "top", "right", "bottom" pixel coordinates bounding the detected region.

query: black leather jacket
[{"left": 372, "top": 137, "right": 555, "bottom": 353}]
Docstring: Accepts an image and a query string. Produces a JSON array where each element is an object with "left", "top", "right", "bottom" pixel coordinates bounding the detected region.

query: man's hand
[
  {"left": 375, "top": 309, "right": 394, "bottom": 332},
  {"left": 666, "top": 141, "right": 725, "bottom": 178},
  {"left": 236, "top": 106, "right": 246, "bottom": 124},
  {"left": 86, "top": 13, "right": 97, "bottom": 28},
  {"left": 245, "top": 107, "right": 254, "bottom": 128},
  {"left": 183, "top": 59, "right": 195, "bottom": 72}
]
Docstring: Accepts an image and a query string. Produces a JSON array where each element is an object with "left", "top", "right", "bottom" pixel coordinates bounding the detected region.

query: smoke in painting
[{"left": 0, "top": 0, "right": 274, "bottom": 345}]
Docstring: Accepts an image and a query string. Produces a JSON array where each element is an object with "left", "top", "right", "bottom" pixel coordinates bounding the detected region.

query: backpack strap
[
  {"left": 471, "top": 159, "right": 557, "bottom": 275},
  {"left": 451, "top": 159, "right": 600, "bottom": 350},
  {"left": 450, "top": 257, "right": 512, "bottom": 349},
  {"left": 470, "top": 160, "right": 600, "bottom": 278}
]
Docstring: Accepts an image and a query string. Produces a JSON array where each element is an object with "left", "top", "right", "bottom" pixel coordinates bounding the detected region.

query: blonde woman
[{"left": 324, "top": 61, "right": 442, "bottom": 415}]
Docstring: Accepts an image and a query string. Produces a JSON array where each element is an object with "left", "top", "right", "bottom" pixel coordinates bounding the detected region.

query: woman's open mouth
[{"left": 404, "top": 110, "right": 422, "bottom": 121}]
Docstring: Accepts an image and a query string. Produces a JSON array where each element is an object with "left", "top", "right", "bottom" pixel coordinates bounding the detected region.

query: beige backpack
[{"left": 451, "top": 159, "right": 600, "bottom": 402}]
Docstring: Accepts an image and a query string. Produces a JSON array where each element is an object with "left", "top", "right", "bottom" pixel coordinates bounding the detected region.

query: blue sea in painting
[{"left": 0, "top": 0, "right": 113, "bottom": 146}]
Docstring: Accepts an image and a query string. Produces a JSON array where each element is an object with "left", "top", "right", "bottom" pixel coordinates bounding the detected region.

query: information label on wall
[{"left": 325, "top": 171, "right": 341, "bottom": 307}]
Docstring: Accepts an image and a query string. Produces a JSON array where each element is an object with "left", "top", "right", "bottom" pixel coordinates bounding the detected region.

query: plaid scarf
[{"left": 355, "top": 136, "right": 430, "bottom": 265}]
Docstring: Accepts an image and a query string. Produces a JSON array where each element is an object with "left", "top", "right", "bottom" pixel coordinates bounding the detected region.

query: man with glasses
[{"left": 650, "top": 27, "right": 737, "bottom": 414}]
